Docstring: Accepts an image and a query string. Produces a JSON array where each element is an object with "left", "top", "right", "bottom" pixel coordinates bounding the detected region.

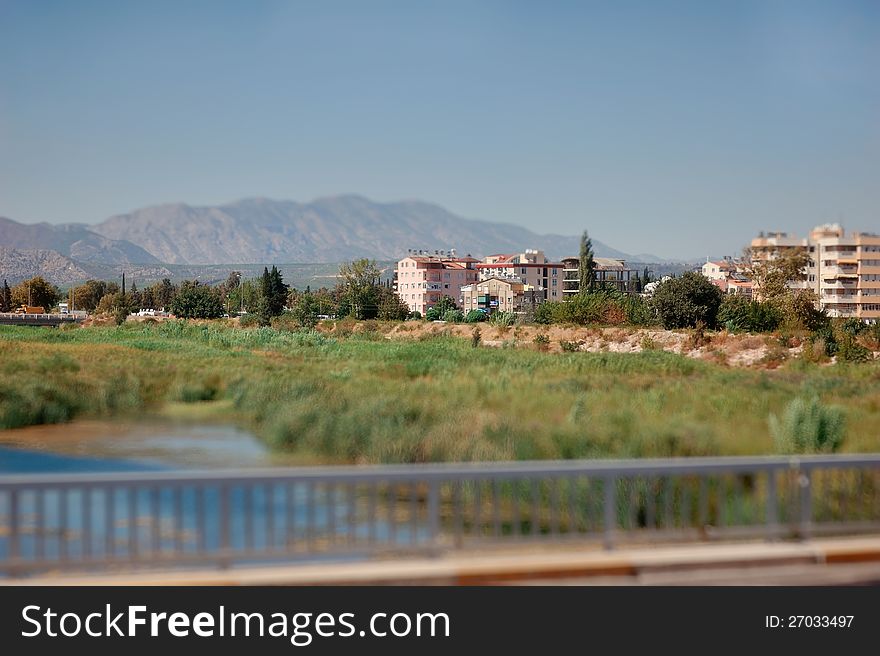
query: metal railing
[{"left": 1, "top": 454, "right": 879, "bottom": 575}]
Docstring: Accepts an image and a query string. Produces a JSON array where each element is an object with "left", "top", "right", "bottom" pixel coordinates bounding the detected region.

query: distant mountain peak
[{"left": 2, "top": 195, "right": 665, "bottom": 269}]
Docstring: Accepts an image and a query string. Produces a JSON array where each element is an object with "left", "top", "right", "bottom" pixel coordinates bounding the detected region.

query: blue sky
[{"left": 1, "top": 0, "right": 878, "bottom": 259}]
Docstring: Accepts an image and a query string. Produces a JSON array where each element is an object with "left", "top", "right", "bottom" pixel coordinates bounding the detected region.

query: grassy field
[{"left": 1, "top": 321, "right": 879, "bottom": 463}]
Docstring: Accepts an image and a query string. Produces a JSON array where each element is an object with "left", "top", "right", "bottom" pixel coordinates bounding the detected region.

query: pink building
[{"left": 395, "top": 252, "right": 480, "bottom": 315}]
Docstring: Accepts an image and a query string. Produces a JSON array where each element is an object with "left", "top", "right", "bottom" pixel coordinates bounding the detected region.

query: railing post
[
  {"left": 799, "top": 469, "right": 812, "bottom": 541},
  {"left": 9, "top": 489, "right": 20, "bottom": 572},
  {"left": 219, "top": 484, "right": 230, "bottom": 568},
  {"left": 427, "top": 480, "right": 441, "bottom": 551},
  {"left": 603, "top": 475, "right": 616, "bottom": 551},
  {"left": 765, "top": 469, "right": 778, "bottom": 542}
]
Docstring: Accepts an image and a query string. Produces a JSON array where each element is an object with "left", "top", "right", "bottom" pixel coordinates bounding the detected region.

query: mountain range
[{"left": 0, "top": 195, "right": 667, "bottom": 284}]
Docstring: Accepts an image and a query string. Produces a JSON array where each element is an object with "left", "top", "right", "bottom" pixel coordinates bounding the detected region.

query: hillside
[
  {"left": 93, "top": 195, "right": 647, "bottom": 264},
  {"left": 0, "top": 217, "right": 160, "bottom": 265}
]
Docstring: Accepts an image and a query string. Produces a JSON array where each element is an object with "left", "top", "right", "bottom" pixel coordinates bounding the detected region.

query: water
[
  {"left": 0, "top": 419, "right": 277, "bottom": 472},
  {"left": 0, "top": 421, "right": 421, "bottom": 572}
]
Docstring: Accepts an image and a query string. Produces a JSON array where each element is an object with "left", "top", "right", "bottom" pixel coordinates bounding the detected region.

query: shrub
[
  {"left": 239, "top": 313, "right": 261, "bottom": 328},
  {"left": 533, "top": 333, "right": 550, "bottom": 350},
  {"left": 809, "top": 325, "right": 838, "bottom": 357},
  {"left": 489, "top": 311, "right": 516, "bottom": 327},
  {"left": 717, "top": 295, "right": 781, "bottom": 332},
  {"left": 769, "top": 396, "right": 845, "bottom": 453},
  {"left": 464, "top": 309, "right": 487, "bottom": 323},
  {"left": 640, "top": 335, "right": 659, "bottom": 351},
  {"left": 560, "top": 340, "right": 581, "bottom": 352},
  {"left": 651, "top": 272, "right": 724, "bottom": 329},
  {"left": 442, "top": 309, "right": 465, "bottom": 323},
  {"left": 408, "top": 311, "right": 422, "bottom": 320},
  {"left": 533, "top": 302, "right": 557, "bottom": 325},
  {"left": 471, "top": 327, "right": 482, "bottom": 348}
]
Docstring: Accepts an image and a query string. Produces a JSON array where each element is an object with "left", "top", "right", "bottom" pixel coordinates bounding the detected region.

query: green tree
[
  {"left": 169, "top": 281, "right": 224, "bottom": 319},
  {"left": 95, "top": 292, "right": 136, "bottom": 324},
  {"left": 128, "top": 280, "right": 142, "bottom": 309},
  {"left": 0, "top": 279, "right": 11, "bottom": 312},
  {"left": 140, "top": 286, "right": 156, "bottom": 310},
  {"left": 69, "top": 280, "right": 115, "bottom": 312},
  {"left": 748, "top": 249, "right": 811, "bottom": 303},
  {"left": 579, "top": 230, "right": 596, "bottom": 293},
  {"left": 148, "top": 278, "right": 177, "bottom": 310},
  {"left": 377, "top": 286, "right": 410, "bottom": 321},
  {"left": 11, "top": 276, "right": 61, "bottom": 310},
  {"left": 258, "top": 266, "right": 288, "bottom": 323},
  {"left": 338, "top": 259, "right": 382, "bottom": 320},
  {"left": 289, "top": 291, "right": 321, "bottom": 328},
  {"left": 651, "top": 271, "right": 724, "bottom": 329}
]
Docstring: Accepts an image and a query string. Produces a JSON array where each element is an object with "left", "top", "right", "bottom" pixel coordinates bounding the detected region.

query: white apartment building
[{"left": 750, "top": 224, "right": 880, "bottom": 320}]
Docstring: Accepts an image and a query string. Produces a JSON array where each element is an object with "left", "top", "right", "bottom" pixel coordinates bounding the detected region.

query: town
[{"left": 1, "top": 223, "right": 879, "bottom": 332}]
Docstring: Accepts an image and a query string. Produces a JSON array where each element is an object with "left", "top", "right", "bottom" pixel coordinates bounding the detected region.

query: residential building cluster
[
  {"left": 393, "top": 221, "right": 880, "bottom": 323},
  {"left": 394, "top": 248, "right": 635, "bottom": 316},
  {"left": 700, "top": 258, "right": 753, "bottom": 297},
  {"left": 750, "top": 223, "right": 880, "bottom": 321}
]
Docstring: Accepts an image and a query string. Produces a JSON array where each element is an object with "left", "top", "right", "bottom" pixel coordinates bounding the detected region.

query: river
[{"left": 0, "top": 419, "right": 284, "bottom": 473}]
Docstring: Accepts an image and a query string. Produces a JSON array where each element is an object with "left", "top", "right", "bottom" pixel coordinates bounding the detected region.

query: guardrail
[
  {"left": 0, "top": 313, "right": 83, "bottom": 326},
  {"left": 1, "top": 455, "right": 879, "bottom": 575}
]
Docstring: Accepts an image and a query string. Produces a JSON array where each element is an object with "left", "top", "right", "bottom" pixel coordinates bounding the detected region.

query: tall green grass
[{"left": 2, "top": 323, "right": 880, "bottom": 462}]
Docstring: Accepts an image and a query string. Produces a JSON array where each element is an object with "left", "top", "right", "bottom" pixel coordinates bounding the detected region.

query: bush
[
  {"left": 489, "top": 311, "right": 516, "bottom": 327},
  {"left": 769, "top": 396, "right": 845, "bottom": 453},
  {"left": 442, "top": 309, "right": 465, "bottom": 323},
  {"left": 717, "top": 295, "right": 781, "bottom": 332},
  {"left": 465, "top": 309, "right": 487, "bottom": 323},
  {"left": 533, "top": 302, "right": 556, "bottom": 324},
  {"left": 809, "top": 325, "right": 837, "bottom": 357},
  {"left": 651, "top": 272, "right": 724, "bottom": 329},
  {"left": 170, "top": 281, "right": 224, "bottom": 319},
  {"left": 533, "top": 333, "right": 550, "bottom": 350},
  {"left": 239, "top": 313, "right": 261, "bottom": 328},
  {"left": 408, "top": 311, "right": 422, "bottom": 320}
]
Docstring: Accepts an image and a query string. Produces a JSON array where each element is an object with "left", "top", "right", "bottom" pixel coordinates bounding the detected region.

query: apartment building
[
  {"left": 475, "top": 249, "right": 563, "bottom": 301},
  {"left": 701, "top": 258, "right": 753, "bottom": 297},
  {"left": 750, "top": 224, "right": 880, "bottom": 321},
  {"left": 394, "top": 250, "right": 480, "bottom": 315},
  {"left": 560, "top": 256, "right": 635, "bottom": 295},
  {"left": 701, "top": 259, "right": 737, "bottom": 281},
  {"left": 460, "top": 277, "right": 539, "bottom": 314}
]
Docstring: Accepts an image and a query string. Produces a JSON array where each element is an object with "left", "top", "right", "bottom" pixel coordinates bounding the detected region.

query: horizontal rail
[
  {"left": 1, "top": 454, "right": 879, "bottom": 575},
  {"left": 2, "top": 454, "right": 880, "bottom": 489}
]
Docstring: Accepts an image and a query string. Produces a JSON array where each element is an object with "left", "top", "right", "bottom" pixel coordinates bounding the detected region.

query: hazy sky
[{"left": 1, "top": 1, "right": 878, "bottom": 259}]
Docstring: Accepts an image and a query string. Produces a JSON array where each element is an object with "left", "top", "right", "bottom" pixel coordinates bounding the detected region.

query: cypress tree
[
  {"left": 578, "top": 230, "right": 596, "bottom": 294},
  {"left": 0, "top": 279, "right": 10, "bottom": 312}
]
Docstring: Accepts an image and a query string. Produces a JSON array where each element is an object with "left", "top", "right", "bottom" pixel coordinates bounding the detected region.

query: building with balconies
[
  {"left": 475, "top": 250, "right": 563, "bottom": 301},
  {"left": 749, "top": 224, "right": 880, "bottom": 321},
  {"left": 394, "top": 249, "right": 480, "bottom": 315},
  {"left": 559, "top": 256, "right": 635, "bottom": 295},
  {"left": 460, "top": 277, "right": 538, "bottom": 315}
]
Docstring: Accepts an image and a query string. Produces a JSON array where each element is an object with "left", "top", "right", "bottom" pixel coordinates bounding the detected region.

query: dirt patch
[{"left": 373, "top": 321, "right": 844, "bottom": 368}]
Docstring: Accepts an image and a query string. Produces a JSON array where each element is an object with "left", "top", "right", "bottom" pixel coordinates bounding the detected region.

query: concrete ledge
[{"left": 5, "top": 536, "right": 880, "bottom": 586}]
